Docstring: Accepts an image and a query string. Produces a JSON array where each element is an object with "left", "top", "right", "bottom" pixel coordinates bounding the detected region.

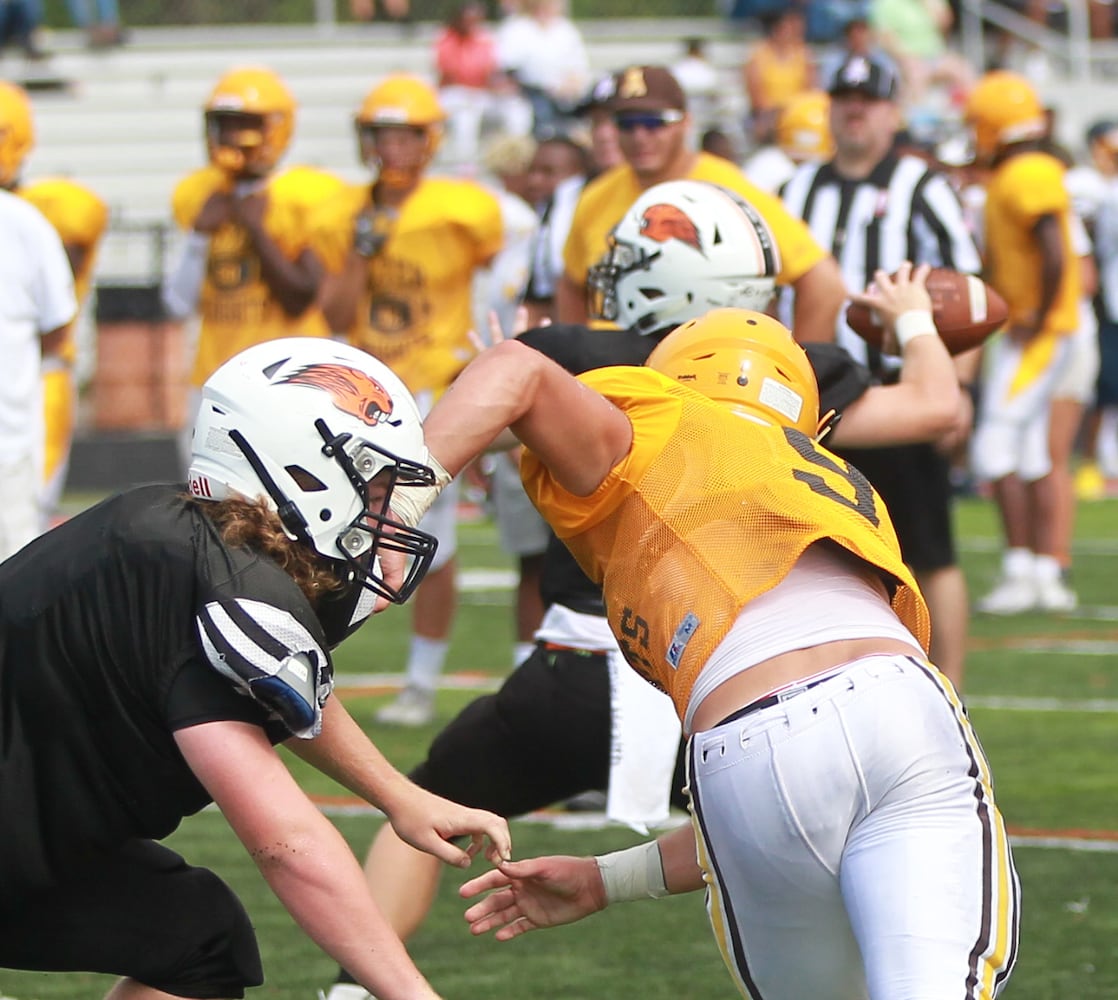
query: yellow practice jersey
[
  {"left": 172, "top": 164, "right": 346, "bottom": 385},
  {"left": 748, "top": 41, "right": 813, "bottom": 111},
  {"left": 520, "top": 366, "right": 930, "bottom": 720},
  {"left": 562, "top": 153, "right": 826, "bottom": 291},
  {"left": 984, "top": 151, "right": 1079, "bottom": 335},
  {"left": 309, "top": 176, "right": 503, "bottom": 398}
]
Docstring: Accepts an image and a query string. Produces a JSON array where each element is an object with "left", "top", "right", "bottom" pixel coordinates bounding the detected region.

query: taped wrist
[
  {"left": 894, "top": 309, "right": 938, "bottom": 349},
  {"left": 595, "top": 841, "right": 669, "bottom": 904},
  {"left": 389, "top": 450, "right": 452, "bottom": 528}
]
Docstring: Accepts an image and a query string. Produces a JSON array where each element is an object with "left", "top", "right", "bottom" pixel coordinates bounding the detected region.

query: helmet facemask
[{"left": 587, "top": 234, "right": 663, "bottom": 330}]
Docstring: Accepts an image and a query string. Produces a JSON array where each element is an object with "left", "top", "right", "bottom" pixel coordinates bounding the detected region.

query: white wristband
[
  {"left": 389, "top": 450, "right": 452, "bottom": 528},
  {"left": 595, "top": 841, "right": 669, "bottom": 904},
  {"left": 894, "top": 309, "right": 938, "bottom": 349}
]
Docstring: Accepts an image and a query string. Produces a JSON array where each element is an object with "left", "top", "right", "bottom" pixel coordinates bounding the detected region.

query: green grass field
[{"left": 3, "top": 497, "right": 1118, "bottom": 999}]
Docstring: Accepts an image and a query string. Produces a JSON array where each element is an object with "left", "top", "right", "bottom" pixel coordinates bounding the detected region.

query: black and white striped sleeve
[
  {"left": 196, "top": 597, "right": 334, "bottom": 739},
  {"left": 909, "top": 170, "right": 982, "bottom": 274}
]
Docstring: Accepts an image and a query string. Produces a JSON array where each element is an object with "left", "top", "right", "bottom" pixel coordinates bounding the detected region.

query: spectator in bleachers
[
  {"left": 672, "top": 37, "right": 722, "bottom": 135},
  {"left": 349, "top": 0, "right": 410, "bottom": 24},
  {"left": 870, "top": 0, "right": 972, "bottom": 107},
  {"left": 495, "top": 0, "right": 591, "bottom": 138},
  {"left": 0, "top": 0, "right": 47, "bottom": 60},
  {"left": 435, "top": 1, "right": 530, "bottom": 167},
  {"left": 819, "top": 13, "right": 899, "bottom": 88},
  {"left": 65, "top": 0, "right": 125, "bottom": 49},
  {"left": 741, "top": 6, "right": 816, "bottom": 149}
]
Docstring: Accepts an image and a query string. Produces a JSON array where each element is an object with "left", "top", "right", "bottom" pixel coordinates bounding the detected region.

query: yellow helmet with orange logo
[
  {"left": 355, "top": 75, "right": 445, "bottom": 186},
  {"left": 204, "top": 66, "right": 296, "bottom": 176},
  {"left": 963, "top": 71, "right": 1045, "bottom": 162},
  {"left": 776, "top": 90, "right": 833, "bottom": 163},
  {"left": 0, "top": 81, "right": 34, "bottom": 188},
  {"left": 645, "top": 307, "right": 821, "bottom": 438}
]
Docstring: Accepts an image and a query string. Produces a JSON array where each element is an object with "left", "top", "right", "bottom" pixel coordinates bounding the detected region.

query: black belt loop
[{"left": 715, "top": 674, "right": 833, "bottom": 729}]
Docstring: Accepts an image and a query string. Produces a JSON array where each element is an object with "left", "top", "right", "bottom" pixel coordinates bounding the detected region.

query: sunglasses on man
[{"left": 613, "top": 110, "right": 685, "bottom": 132}]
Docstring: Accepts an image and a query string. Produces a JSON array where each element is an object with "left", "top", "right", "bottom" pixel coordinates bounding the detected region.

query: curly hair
[{"left": 187, "top": 495, "right": 346, "bottom": 605}]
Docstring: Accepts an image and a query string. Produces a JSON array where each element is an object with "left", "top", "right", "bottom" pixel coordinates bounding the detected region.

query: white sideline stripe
[
  {"left": 296, "top": 801, "right": 1118, "bottom": 850},
  {"left": 458, "top": 568, "right": 517, "bottom": 591},
  {"left": 958, "top": 536, "right": 1118, "bottom": 555},
  {"left": 967, "top": 695, "right": 1118, "bottom": 713},
  {"left": 989, "top": 639, "right": 1118, "bottom": 655},
  {"left": 338, "top": 675, "right": 1118, "bottom": 713}
]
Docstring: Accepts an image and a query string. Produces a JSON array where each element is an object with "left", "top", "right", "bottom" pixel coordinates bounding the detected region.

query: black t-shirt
[
  {"left": 0, "top": 485, "right": 330, "bottom": 897},
  {"left": 516, "top": 327, "right": 873, "bottom": 616}
]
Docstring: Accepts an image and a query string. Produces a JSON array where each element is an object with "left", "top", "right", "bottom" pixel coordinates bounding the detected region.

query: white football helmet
[
  {"left": 587, "top": 179, "right": 782, "bottom": 335},
  {"left": 189, "top": 337, "right": 437, "bottom": 605}
]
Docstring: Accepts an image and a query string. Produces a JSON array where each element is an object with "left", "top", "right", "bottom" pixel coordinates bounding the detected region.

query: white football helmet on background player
[
  {"left": 189, "top": 338, "right": 437, "bottom": 605},
  {"left": 587, "top": 179, "right": 781, "bottom": 335}
]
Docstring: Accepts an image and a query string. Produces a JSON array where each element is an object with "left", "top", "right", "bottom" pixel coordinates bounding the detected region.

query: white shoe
[
  {"left": 373, "top": 686, "right": 435, "bottom": 726},
  {"left": 976, "top": 576, "right": 1037, "bottom": 615},
  {"left": 319, "top": 985, "right": 375, "bottom": 1000},
  {"left": 1035, "top": 577, "right": 1078, "bottom": 612}
]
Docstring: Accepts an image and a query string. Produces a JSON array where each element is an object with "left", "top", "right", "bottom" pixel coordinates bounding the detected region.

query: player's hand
[
  {"left": 232, "top": 190, "right": 269, "bottom": 231},
  {"left": 387, "top": 784, "right": 512, "bottom": 870},
  {"left": 467, "top": 306, "right": 549, "bottom": 354},
  {"left": 369, "top": 544, "right": 406, "bottom": 614},
  {"left": 193, "top": 192, "right": 234, "bottom": 233},
  {"left": 850, "top": 262, "right": 934, "bottom": 352},
  {"left": 461, "top": 855, "right": 608, "bottom": 941}
]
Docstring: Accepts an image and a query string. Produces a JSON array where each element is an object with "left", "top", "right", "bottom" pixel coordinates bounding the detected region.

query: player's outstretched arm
[
  {"left": 461, "top": 825, "right": 704, "bottom": 941},
  {"left": 424, "top": 339, "right": 632, "bottom": 496},
  {"left": 287, "top": 696, "right": 512, "bottom": 868}
]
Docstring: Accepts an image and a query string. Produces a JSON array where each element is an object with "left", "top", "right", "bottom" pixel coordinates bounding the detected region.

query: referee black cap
[{"left": 827, "top": 54, "right": 899, "bottom": 102}]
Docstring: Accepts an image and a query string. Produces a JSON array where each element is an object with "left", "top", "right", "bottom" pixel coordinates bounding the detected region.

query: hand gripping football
[{"left": 845, "top": 267, "right": 1008, "bottom": 356}]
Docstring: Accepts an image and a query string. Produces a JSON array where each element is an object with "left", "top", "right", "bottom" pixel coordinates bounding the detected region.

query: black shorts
[
  {"left": 411, "top": 642, "right": 614, "bottom": 816},
  {"left": 411, "top": 641, "right": 692, "bottom": 815},
  {"left": 1098, "top": 318, "right": 1118, "bottom": 407},
  {"left": 836, "top": 442, "right": 957, "bottom": 572},
  {"left": 0, "top": 839, "right": 262, "bottom": 999}
]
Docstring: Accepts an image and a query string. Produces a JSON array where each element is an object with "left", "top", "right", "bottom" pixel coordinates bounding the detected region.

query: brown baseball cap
[{"left": 608, "top": 65, "right": 687, "bottom": 114}]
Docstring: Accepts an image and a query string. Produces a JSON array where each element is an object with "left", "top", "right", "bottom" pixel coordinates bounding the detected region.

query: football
[{"left": 845, "top": 268, "right": 1008, "bottom": 356}]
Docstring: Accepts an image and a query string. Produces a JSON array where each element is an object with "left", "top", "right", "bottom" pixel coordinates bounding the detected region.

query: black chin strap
[{"left": 228, "top": 428, "right": 311, "bottom": 543}]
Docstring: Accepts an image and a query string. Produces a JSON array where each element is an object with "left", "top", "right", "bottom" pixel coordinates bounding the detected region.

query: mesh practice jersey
[{"left": 520, "top": 366, "right": 930, "bottom": 719}]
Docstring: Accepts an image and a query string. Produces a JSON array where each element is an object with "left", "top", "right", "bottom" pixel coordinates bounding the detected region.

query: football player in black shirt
[
  {"left": 321, "top": 179, "right": 965, "bottom": 1000},
  {"left": 0, "top": 338, "right": 509, "bottom": 1000}
]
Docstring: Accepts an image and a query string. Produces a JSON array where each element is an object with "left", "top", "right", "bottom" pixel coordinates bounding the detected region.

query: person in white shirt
[
  {"left": 494, "top": 0, "right": 590, "bottom": 135},
  {"left": 0, "top": 189, "right": 76, "bottom": 561}
]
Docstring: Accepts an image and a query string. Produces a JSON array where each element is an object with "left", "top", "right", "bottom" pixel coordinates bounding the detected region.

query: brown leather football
[{"left": 845, "top": 268, "right": 1008, "bottom": 356}]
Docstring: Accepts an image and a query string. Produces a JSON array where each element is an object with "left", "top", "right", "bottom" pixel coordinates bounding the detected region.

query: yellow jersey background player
[
  {"left": 556, "top": 64, "right": 845, "bottom": 344},
  {"left": 309, "top": 74, "right": 503, "bottom": 727},
  {"left": 0, "top": 81, "right": 109, "bottom": 524},
  {"left": 964, "top": 71, "right": 1082, "bottom": 614},
  {"left": 163, "top": 65, "right": 344, "bottom": 462}
]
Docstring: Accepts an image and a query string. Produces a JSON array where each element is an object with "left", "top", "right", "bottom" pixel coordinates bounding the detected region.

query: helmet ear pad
[{"left": 592, "top": 180, "right": 781, "bottom": 335}]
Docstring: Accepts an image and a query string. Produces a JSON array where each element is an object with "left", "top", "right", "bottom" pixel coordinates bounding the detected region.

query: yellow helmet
[
  {"left": 0, "top": 81, "right": 34, "bottom": 188},
  {"left": 204, "top": 66, "right": 296, "bottom": 176},
  {"left": 776, "top": 90, "right": 833, "bottom": 162},
  {"left": 963, "top": 71, "right": 1045, "bottom": 162},
  {"left": 645, "top": 308, "right": 820, "bottom": 438},
  {"left": 355, "top": 75, "right": 445, "bottom": 186}
]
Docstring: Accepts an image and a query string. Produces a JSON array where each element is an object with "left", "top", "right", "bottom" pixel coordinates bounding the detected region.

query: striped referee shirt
[{"left": 781, "top": 152, "right": 981, "bottom": 368}]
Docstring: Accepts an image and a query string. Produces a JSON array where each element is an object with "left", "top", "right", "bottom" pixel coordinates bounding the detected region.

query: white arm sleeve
[{"left": 162, "top": 231, "right": 211, "bottom": 319}]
